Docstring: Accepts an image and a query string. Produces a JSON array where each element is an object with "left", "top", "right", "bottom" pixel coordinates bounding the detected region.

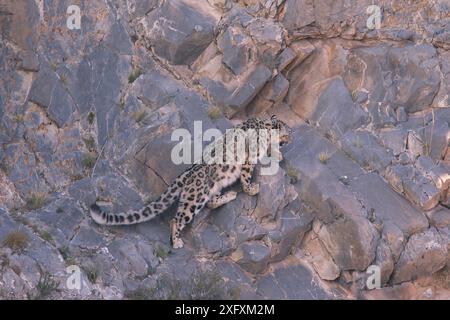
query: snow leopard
[{"left": 89, "top": 115, "right": 291, "bottom": 249}]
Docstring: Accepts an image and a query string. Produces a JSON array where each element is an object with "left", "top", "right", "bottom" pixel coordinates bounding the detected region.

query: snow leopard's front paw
[
  {"left": 244, "top": 183, "right": 260, "bottom": 196},
  {"left": 171, "top": 237, "right": 184, "bottom": 249}
]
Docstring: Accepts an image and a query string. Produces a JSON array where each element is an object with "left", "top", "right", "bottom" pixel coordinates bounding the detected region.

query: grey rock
[
  {"left": 284, "top": 126, "right": 379, "bottom": 271},
  {"left": 282, "top": 0, "right": 315, "bottom": 30},
  {"left": 311, "top": 78, "right": 368, "bottom": 139},
  {"left": 252, "top": 167, "right": 294, "bottom": 221},
  {"left": 367, "top": 102, "right": 397, "bottom": 129},
  {"left": 378, "top": 128, "right": 408, "bottom": 156},
  {"left": 226, "top": 65, "right": 272, "bottom": 116},
  {"left": 27, "top": 65, "right": 58, "bottom": 108},
  {"left": 247, "top": 73, "right": 289, "bottom": 115},
  {"left": 423, "top": 118, "right": 450, "bottom": 161},
  {"left": 70, "top": 227, "right": 106, "bottom": 249},
  {"left": 209, "top": 193, "right": 265, "bottom": 249},
  {"left": 344, "top": 44, "right": 440, "bottom": 114},
  {"left": 396, "top": 107, "right": 408, "bottom": 122},
  {"left": 257, "top": 263, "right": 329, "bottom": 299},
  {"left": 18, "top": 51, "right": 39, "bottom": 72},
  {"left": 266, "top": 74, "right": 289, "bottom": 103},
  {"left": 108, "top": 239, "right": 150, "bottom": 277},
  {"left": 391, "top": 228, "right": 448, "bottom": 284},
  {"left": 374, "top": 240, "right": 395, "bottom": 286},
  {"left": 354, "top": 90, "right": 369, "bottom": 104},
  {"left": 302, "top": 232, "right": 341, "bottom": 281},
  {"left": 26, "top": 200, "right": 85, "bottom": 247},
  {"left": 105, "top": 21, "right": 133, "bottom": 55},
  {"left": 127, "top": 0, "right": 159, "bottom": 19},
  {"left": 218, "top": 26, "right": 255, "bottom": 75},
  {"left": 349, "top": 173, "right": 429, "bottom": 236},
  {"left": 142, "top": 0, "right": 219, "bottom": 65},
  {"left": 232, "top": 242, "right": 271, "bottom": 274},
  {"left": 0, "top": 1, "right": 40, "bottom": 51},
  {"left": 68, "top": 179, "right": 97, "bottom": 206},
  {"left": 427, "top": 208, "right": 450, "bottom": 228},
  {"left": 277, "top": 47, "right": 296, "bottom": 71},
  {"left": 269, "top": 199, "right": 313, "bottom": 262},
  {"left": 381, "top": 223, "right": 405, "bottom": 262},
  {"left": 193, "top": 223, "right": 227, "bottom": 254},
  {"left": 388, "top": 45, "right": 440, "bottom": 113},
  {"left": 385, "top": 159, "right": 444, "bottom": 211},
  {"left": 315, "top": 214, "right": 378, "bottom": 271},
  {"left": 340, "top": 131, "right": 393, "bottom": 174},
  {"left": 48, "top": 81, "right": 75, "bottom": 127},
  {"left": 407, "top": 131, "right": 425, "bottom": 158},
  {"left": 403, "top": 171, "right": 440, "bottom": 211}
]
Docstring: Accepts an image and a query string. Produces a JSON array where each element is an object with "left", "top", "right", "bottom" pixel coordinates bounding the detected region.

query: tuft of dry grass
[
  {"left": 207, "top": 105, "right": 222, "bottom": 120},
  {"left": 83, "top": 136, "right": 96, "bottom": 152},
  {"left": 25, "top": 192, "right": 47, "bottom": 211},
  {"left": 2, "top": 229, "right": 30, "bottom": 251},
  {"left": 81, "top": 152, "right": 97, "bottom": 169},
  {"left": 133, "top": 109, "right": 147, "bottom": 123},
  {"left": 318, "top": 151, "right": 330, "bottom": 164},
  {"left": 128, "top": 68, "right": 143, "bottom": 83},
  {"left": 87, "top": 112, "right": 95, "bottom": 125},
  {"left": 286, "top": 165, "right": 299, "bottom": 184}
]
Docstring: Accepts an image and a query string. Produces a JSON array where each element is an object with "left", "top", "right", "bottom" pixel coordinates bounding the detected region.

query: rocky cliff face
[{"left": 0, "top": 0, "right": 449, "bottom": 299}]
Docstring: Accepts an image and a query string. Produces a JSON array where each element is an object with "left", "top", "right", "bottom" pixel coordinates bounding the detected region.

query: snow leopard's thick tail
[{"left": 89, "top": 178, "right": 183, "bottom": 225}]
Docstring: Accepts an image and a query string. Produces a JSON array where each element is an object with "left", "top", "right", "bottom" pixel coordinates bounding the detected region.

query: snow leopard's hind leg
[{"left": 170, "top": 187, "right": 210, "bottom": 249}]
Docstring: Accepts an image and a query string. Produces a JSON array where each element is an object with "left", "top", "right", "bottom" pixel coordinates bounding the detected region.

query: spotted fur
[{"left": 89, "top": 116, "right": 291, "bottom": 248}]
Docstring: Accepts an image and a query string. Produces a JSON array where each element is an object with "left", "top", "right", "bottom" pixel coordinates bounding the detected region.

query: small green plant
[
  {"left": 70, "top": 173, "right": 84, "bottom": 181},
  {"left": 133, "top": 109, "right": 147, "bottom": 123},
  {"left": 84, "top": 265, "right": 98, "bottom": 284},
  {"left": 25, "top": 192, "right": 47, "bottom": 211},
  {"left": 38, "top": 230, "right": 53, "bottom": 243},
  {"left": 118, "top": 97, "right": 125, "bottom": 109},
  {"left": 261, "top": 52, "right": 278, "bottom": 70},
  {"left": 87, "top": 112, "right": 95, "bottom": 125},
  {"left": 154, "top": 243, "right": 170, "bottom": 260},
  {"left": 59, "top": 72, "right": 68, "bottom": 85},
  {"left": 423, "top": 110, "right": 435, "bottom": 157},
  {"left": 81, "top": 152, "right": 97, "bottom": 169},
  {"left": 58, "top": 246, "right": 70, "bottom": 260},
  {"left": 207, "top": 105, "right": 222, "bottom": 119},
  {"left": 50, "top": 62, "right": 58, "bottom": 71},
  {"left": 2, "top": 229, "right": 30, "bottom": 251},
  {"left": 30, "top": 272, "right": 59, "bottom": 300},
  {"left": 12, "top": 114, "right": 25, "bottom": 123},
  {"left": 57, "top": 246, "right": 76, "bottom": 265},
  {"left": 0, "top": 162, "right": 10, "bottom": 174},
  {"left": 318, "top": 151, "right": 330, "bottom": 164},
  {"left": 83, "top": 136, "right": 96, "bottom": 152},
  {"left": 286, "top": 165, "right": 299, "bottom": 184},
  {"left": 128, "top": 67, "right": 143, "bottom": 83},
  {"left": 56, "top": 207, "right": 64, "bottom": 213}
]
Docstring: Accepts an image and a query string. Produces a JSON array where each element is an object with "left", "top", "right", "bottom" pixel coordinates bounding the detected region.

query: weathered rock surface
[{"left": 0, "top": 0, "right": 449, "bottom": 300}]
